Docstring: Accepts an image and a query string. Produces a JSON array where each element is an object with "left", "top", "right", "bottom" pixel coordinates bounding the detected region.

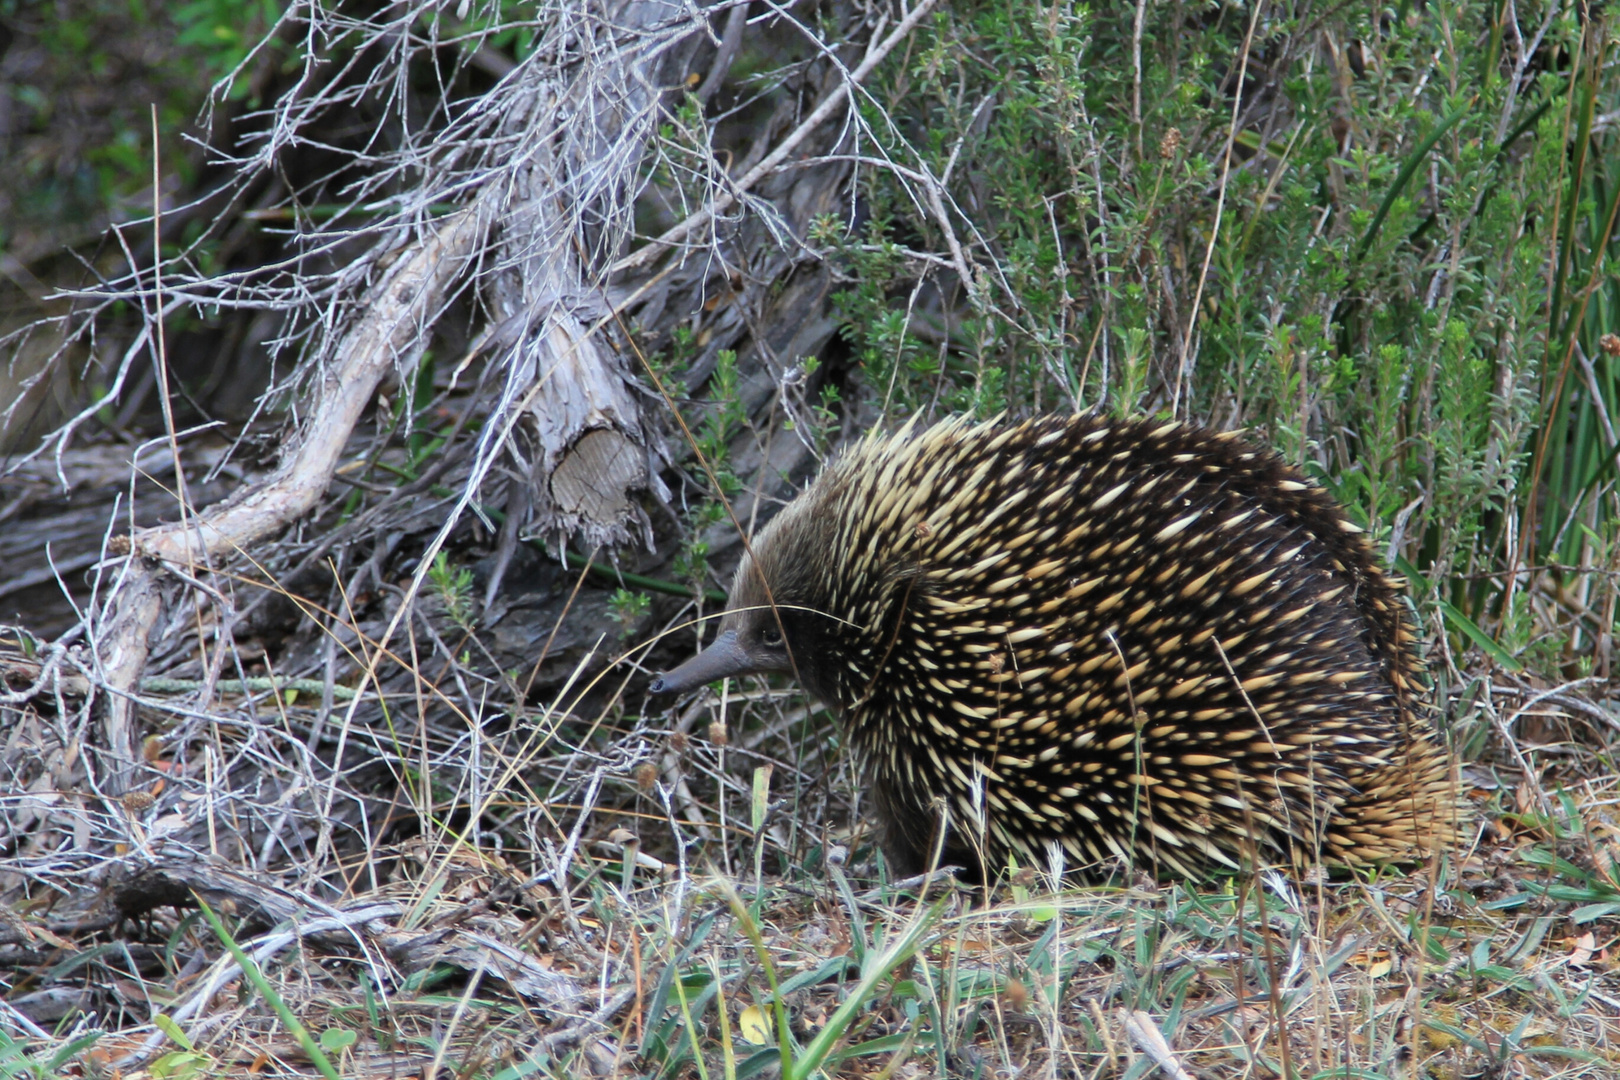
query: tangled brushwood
[{"left": 653, "top": 415, "right": 1462, "bottom": 878}]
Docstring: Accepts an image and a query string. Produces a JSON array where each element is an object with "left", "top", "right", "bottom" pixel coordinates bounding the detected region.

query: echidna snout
[
  {"left": 649, "top": 562, "right": 800, "bottom": 693},
  {"left": 652, "top": 414, "right": 1461, "bottom": 879},
  {"left": 646, "top": 625, "right": 788, "bottom": 695}
]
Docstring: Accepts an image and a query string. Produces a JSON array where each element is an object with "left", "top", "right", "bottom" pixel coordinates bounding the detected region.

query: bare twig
[
  {"left": 610, "top": 0, "right": 942, "bottom": 276},
  {"left": 1123, "top": 1009, "right": 1197, "bottom": 1080}
]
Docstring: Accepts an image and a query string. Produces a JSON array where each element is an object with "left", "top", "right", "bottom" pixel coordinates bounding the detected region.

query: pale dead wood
[
  {"left": 1123, "top": 1009, "right": 1199, "bottom": 1080},
  {"left": 483, "top": 6, "right": 681, "bottom": 557},
  {"left": 97, "top": 207, "right": 488, "bottom": 788},
  {"left": 134, "top": 209, "right": 486, "bottom": 567}
]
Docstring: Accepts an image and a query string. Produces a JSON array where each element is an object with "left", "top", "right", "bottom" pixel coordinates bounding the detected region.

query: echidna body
[{"left": 653, "top": 415, "right": 1459, "bottom": 878}]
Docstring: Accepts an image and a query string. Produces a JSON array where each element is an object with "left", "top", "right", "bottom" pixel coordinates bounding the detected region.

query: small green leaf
[
  {"left": 151, "top": 1050, "right": 211, "bottom": 1080},
  {"left": 1437, "top": 599, "right": 1522, "bottom": 671},
  {"left": 153, "top": 1014, "right": 195, "bottom": 1052},
  {"left": 751, "top": 765, "right": 772, "bottom": 834},
  {"left": 1570, "top": 902, "right": 1620, "bottom": 924}
]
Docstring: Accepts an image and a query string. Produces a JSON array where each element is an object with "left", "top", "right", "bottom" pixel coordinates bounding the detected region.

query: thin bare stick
[
  {"left": 610, "top": 0, "right": 942, "bottom": 275},
  {"left": 1123, "top": 1009, "right": 1197, "bottom": 1080},
  {"left": 1172, "top": 0, "right": 1264, "bottom": 418}
]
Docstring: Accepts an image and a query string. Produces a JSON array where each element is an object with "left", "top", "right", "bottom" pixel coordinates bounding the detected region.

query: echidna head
[{"left": 649, "top": 484, "right": 846, "bottom": 701}]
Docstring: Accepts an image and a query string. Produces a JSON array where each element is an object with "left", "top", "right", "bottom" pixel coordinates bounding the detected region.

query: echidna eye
[{"left": 761, "top": 627, "right": 784, "bottom": 648}]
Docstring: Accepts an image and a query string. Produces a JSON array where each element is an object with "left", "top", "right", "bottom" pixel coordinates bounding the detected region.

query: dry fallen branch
[
  {"left": 82, "top": 1, "right": 715, "bottom": 786},
  {"left": 97, "top": 207, "right": 488, "bottom": 787},
  {"left": 1122, "top": 1009, "right": 1198, "bottom": 1080},
  {"left": 108, "top": 852, "right": 605, "bottom": 1069}
]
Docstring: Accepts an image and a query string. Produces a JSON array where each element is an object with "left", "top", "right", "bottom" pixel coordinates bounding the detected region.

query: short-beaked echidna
[{"left": 652, "top": 415, "right": 1460, "bottom": 878}]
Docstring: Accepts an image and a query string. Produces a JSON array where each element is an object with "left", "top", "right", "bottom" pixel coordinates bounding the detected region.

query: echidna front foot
[{"left": 867, "top": 772, "right": 961, "bottom": 879}]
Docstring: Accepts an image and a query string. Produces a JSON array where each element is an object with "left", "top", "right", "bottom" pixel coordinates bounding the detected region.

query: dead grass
[{"left": 4, "top": 602, "right": 1620, "bottom": 1078}]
